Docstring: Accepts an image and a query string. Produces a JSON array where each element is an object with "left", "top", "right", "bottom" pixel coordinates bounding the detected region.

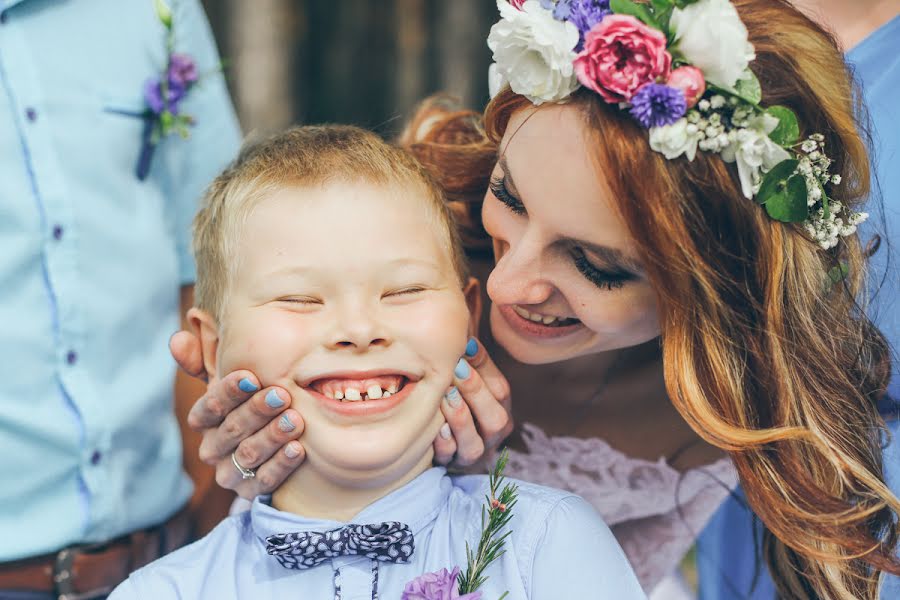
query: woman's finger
[
  {"left": 432, "top": 420, "right": 458, "bottom": 466},
  {"left": 187, "top": 370, "right": 267, "bottom": 430},
  {"left": 452, "top": 357, "right": 513, "bottom": 451},
  {"left": 197, "top": 387, "right": 292, "bottom": 464},
  {"left": 246, "top": 441, "right": 307, "bottom": 496},
  {"left": 463, "top": 337, "right": 512, "bottom": 413},
  {"left": 169, "top": 329, "right": 207, "bottom": 379},
  {"left": 440, "top": 387, "right": 485, "bottom": 467}
]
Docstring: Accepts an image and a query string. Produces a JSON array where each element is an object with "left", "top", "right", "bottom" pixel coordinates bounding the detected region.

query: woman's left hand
[{"left": 433, "top": 337, "right": 514, "bottom": 467}]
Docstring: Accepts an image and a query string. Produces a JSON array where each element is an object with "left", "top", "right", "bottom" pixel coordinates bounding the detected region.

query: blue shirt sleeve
[
  {"left": 157, "top": 0, "right": 241, "bottom": 286},
  {"left": 531, "top": 495, "right": 647, "bottom": 599}
]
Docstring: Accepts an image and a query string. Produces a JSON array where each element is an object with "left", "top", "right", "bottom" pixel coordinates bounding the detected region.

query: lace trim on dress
[{"left": 499, "top": 423, "right": 739, "bottom": 591}]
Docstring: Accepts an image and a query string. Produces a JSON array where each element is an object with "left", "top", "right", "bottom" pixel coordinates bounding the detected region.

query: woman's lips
[{"left": 496, "top": 304, "right": 584, "bottom": 340}]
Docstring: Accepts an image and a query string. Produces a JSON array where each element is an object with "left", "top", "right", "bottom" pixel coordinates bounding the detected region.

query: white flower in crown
[
  {"left": 487, "top": 0, "right": 580, "bottom": 105},
  {"left": 670, "top": 0, "right": 756, "bottom": 91},
  {"left": 720, "top": 113, "right": 792, "bottom": 198},
  {"left": 649, "top": 118, "right": 702, "bottom": 161}
]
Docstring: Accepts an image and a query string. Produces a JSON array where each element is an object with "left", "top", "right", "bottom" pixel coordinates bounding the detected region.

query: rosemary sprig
[{"left": 457, "top": 450, "right": 519, "bottom": 598}]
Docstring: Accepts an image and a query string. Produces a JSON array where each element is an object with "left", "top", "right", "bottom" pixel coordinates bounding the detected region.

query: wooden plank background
[{"left": 201, "top": 0, "right": 498, "bottom": 136}]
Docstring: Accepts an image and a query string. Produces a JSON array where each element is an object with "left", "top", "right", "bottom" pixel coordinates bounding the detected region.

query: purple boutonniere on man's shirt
[{"left": 133, "top": 0, "right": 217, "bottom": 180}]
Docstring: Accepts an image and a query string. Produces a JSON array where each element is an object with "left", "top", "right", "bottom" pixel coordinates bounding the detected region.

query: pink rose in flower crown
[
  {"left": 574, "top": 14, "right": 672, "bottom": 104},
  {"left": 667, "top": 65, "right": 706, "bottom": 108},
  {"left": 509, "top": 0, "right": 526, "bottom": 8}
]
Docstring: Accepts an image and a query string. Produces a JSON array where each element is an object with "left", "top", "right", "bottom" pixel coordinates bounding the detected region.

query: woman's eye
[
  {"left": 570, "top": 247, "right": 634, "bottom": 291},
  {"left": 489, "top": 175, "right": 526, "bottom": 215}
]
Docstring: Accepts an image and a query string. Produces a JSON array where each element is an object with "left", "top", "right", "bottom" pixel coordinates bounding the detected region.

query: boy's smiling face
[{"left": 209, "top": 180, "right": 472, "bottom": 488}]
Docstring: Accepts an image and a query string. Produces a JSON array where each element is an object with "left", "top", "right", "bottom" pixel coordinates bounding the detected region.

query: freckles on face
[{"left": 481, "top": 104, "right": 661, "bottom": 363}]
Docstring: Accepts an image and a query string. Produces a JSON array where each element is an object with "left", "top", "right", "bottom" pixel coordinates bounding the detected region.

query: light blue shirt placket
[
  {"left": 332, "top": 556, "right": 378, "bottom": 600},
  {"left": 0, "top": 2, "right": 97, "bottom": 538}
]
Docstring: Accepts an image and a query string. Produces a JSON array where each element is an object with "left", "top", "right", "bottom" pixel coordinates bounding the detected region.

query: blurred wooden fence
[{"left": 202, "top": 0, "right": 497, "bottom": 136}]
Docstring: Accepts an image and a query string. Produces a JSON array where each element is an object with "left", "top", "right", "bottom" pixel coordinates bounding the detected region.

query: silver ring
[{"left": 231, "top": 451, "right": 256, "bottom": 480}]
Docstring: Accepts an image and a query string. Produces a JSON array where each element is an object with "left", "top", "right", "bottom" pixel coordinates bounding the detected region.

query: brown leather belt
[{"left": 0, "top": 506, "right": 192, "bottom": 600}]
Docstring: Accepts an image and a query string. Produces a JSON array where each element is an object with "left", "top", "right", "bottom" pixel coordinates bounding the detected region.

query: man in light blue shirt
[{"left": 0, "top": 0, "right": 240, "bottom": 595}]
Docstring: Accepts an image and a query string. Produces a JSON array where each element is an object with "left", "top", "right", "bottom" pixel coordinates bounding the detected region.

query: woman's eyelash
[
  {"left": 489, "top": 176, "right": 526, "bottom": 215},
  {"left": 570, "top": 247, "right": 632, "bottom": 291}
]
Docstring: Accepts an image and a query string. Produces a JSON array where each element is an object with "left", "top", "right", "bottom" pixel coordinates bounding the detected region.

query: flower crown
[{"left": 487, "top": 0, "right": 867, "bottom": 250}]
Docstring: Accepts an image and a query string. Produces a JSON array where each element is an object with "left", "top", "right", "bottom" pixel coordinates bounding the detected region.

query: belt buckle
[{"left": 53, "top": 546, "right": 113, "bottom": 600}]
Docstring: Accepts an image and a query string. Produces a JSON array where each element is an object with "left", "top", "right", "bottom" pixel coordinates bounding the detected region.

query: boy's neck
[{"left": 270, "top": 451, "right": 435, "bottom": 522}]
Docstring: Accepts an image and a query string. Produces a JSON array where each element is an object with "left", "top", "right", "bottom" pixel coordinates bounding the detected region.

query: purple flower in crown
[
  {"left": 567, "top": 0, "right": 612, "bottom": 49},
  {"left": 402, "top": 566, "right": 483, "bottom": 600},
  {"left": 629, "top": 83, "right": 687, "bottom": 128}
]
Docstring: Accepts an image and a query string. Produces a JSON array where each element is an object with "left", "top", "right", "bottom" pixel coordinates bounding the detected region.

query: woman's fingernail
[
  {"left": 265, "top": 389, "right": 285, "bottom": 408},
  {"left": 278, "top": 414, "right": 296, "bottom": 433},
  {"left": 454, "top": 358, "right": 470, "bottom": 380},
  {"left": 465, "top": 337, "right": 478, "bottom": 358},
  {"left": 440, "top": 423, "right": 452, "bottom": 440},
  {"left": 238, "top": 378, "right": 259, "bottom": 393},
  {"left": 445, "top": 386, "right": 462, "bottom": 409},
  {"left": 284, "top": 442, "right": 302, "bottom": 459}
]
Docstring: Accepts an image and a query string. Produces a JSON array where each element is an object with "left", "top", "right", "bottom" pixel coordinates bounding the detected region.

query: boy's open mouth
[{"left": 308, "top": 374, "right": 411, "bottom": 402}]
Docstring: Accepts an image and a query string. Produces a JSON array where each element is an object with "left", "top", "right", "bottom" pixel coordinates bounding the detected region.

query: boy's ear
[
  {"left": 186, "top": 307, "right": 220, "bottom": 382},
  {"left": 462, "top": 276, "right": 483, "bottom": 338}
]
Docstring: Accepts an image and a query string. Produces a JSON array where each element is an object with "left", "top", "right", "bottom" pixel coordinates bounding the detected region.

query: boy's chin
[{"left": 304, "top": 435, "right": 438, "bottom": 486}]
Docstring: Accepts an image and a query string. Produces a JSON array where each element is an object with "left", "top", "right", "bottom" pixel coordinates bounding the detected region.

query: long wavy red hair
[{"left": 400, "top": 1, "right": 899, "bottom": 598}]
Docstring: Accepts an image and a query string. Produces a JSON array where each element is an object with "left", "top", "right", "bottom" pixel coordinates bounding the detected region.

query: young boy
[{"left": 109, "top": 126, "right": 645, "bottom": 599}]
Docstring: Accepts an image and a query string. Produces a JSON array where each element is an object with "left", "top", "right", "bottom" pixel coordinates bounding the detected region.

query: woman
[{"left": 173, "top": 0, "right": 900, "bottom": 597}]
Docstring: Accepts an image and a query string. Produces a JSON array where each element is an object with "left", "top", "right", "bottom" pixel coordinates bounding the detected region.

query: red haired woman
[{"left": 175, "top": 1, "right": 899, "bottom": 598}]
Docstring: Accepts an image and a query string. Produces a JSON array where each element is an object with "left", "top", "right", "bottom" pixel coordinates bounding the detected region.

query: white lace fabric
[{"left": 500, "top": 423, "right": 739, "bottom": 593}]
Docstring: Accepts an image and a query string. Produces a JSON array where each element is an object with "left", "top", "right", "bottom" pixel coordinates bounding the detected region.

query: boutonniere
[
  {"left": 402, "top": 451, "right": 518, "bottom": 600},
  {"left": 132, "top": 0, "right": 217, "bottom": 180}
]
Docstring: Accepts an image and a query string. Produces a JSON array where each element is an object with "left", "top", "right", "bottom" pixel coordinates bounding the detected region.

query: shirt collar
[{"left": 250, "top": 467, "right": 451, "bottom": 542}]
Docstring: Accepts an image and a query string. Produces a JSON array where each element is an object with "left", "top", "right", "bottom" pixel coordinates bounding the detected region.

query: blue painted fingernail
[
  {"left": 238, "top": 378, "right": 259, "bottom": 393},
  {"left": 465, "top": 337, "right": 478, "bottom": 358},
  {"left": 265, "top": 389, "right": 285, "bottom": 408},
  {"left": 454, "top": 358, "right": 470, "bottom": 380},
  {"left": 445, "top": 386, "right": 462, "bottom": 408},
  {"left": 278, "top": 414, "right": 295, "bottom": 433}
]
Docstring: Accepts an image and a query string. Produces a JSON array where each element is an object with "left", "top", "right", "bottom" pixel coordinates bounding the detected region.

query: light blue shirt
[
  {"left": 109, "top": 468, "right": 647, "bottom": 600},
  {"left": 0, "top": 0, "right": 241, "bottom": 560},
  {"left": 851, "top": 14, "right": 900, "bottom": 400}
]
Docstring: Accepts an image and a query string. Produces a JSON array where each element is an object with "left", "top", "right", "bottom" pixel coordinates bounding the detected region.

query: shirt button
[
  {"left": 90, "top": 451, "right": 102, "bottom": 466},
  {"left": 66, "top": 350, "right": 77, "bottom": 365},
  {"left": 52, "top": 225, "right": 64, "bottom": 241},
  {"left": 25, "top": 107, "right": 37, "bottom": 122}
]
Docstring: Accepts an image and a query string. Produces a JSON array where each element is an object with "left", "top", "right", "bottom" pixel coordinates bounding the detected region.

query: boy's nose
[{"left": 327, "top": 310, "right": 391, "bottom": 352}]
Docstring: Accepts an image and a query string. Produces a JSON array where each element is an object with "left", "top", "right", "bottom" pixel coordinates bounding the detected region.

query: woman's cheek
[{"left": 576, "top": 283, "right": 660, "bottom": 336}]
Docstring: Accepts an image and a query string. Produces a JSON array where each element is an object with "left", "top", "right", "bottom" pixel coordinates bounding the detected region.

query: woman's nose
[{"left": 487, "top": 235, "right": 554, "bottom": 306}]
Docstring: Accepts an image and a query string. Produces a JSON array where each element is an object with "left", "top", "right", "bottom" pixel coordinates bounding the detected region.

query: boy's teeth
[
  {"left": 367, "top": 384, "right": 383, "bottom": 399},
  {"left": 334, "top": 389, "right": 344, "bottom": 400},
  {"left": 382, "top": 391, "right": 392, "bottom": 398},
  {"left": 344, "top": 388, "right": 362, "bottom": 401},
  {"left": 387, "top": 384, "right": 398, "bottom": 394}
]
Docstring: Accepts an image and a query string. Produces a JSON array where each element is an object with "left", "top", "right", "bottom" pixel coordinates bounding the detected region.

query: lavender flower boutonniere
[
  {"left": 402, "top": 451, "right": 518, "bottom": 600},
  {"left": 133, "top": 0, "right": 214, "bottom": 180}
]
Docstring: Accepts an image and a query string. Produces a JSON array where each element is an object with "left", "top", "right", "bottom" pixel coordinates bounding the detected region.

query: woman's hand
[
  {"left": 169, "top": 331, "right": 306, "bottom": 499},
  {"left": 433, "top": 337, "right": 514, "bottom": 467}
]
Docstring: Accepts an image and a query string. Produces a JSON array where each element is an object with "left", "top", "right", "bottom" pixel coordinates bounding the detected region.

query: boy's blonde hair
[{"left": 193, "top": 125, "right": 469, "bottom": 320}]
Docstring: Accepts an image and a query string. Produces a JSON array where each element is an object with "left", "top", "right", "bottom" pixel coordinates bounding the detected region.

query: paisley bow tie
[{"left": 265, "top": 522, "right": 415, "bottom": 570}]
